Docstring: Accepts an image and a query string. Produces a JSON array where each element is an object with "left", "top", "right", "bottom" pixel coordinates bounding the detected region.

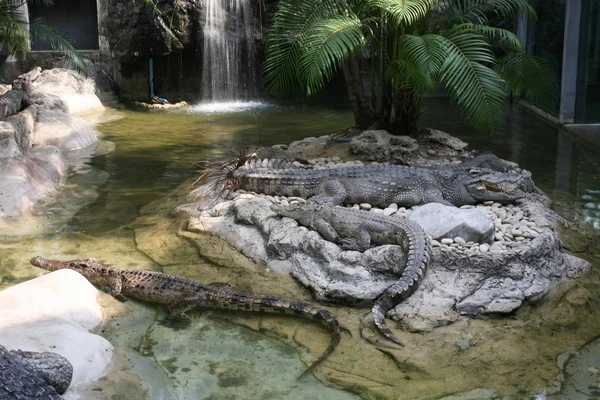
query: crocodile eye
[{"left": 469, "top": 168, "right": 482, "bottom": 176}]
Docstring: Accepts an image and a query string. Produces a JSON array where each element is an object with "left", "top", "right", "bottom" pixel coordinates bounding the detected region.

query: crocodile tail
[
  {"left": 372, "top": 231, "right": 431, "bottom": 346},
  {"left": 298, "top": 308, "right": 342, "bottom": 378}
]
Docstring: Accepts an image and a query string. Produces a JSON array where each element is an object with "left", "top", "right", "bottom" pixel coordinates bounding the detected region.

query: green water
[{"left": 1, "top": 99, "right": 599, "bottom": 399}]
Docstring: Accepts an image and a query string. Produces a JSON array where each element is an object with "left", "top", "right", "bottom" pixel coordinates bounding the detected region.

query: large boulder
[
  {"left": 349, "top": 130, "right": 420, "bottom": 163},
  {"left": 0, "top": 269, "right": 113, "bottom": 396},
  {"left": 33, "top": 109, "right": 98, "bottom": 151},
  {"left": 28, "top": 68, "right": 104, "bottom": 114},
  {"left": 409, "top": 202, "right": 495, "bottom": 244},
  {"left": 181, "top": 192, "right": 589, "bottom": 332}
]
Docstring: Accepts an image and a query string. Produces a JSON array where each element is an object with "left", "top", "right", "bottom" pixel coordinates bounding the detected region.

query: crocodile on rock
[
  {"left": 271, "top": 202, "right": 432, "bottom": 346},
  {"left": 0, "top": 344, "right": 73, "bottom": 399},
  {"left": 30, "top": 256, "right": 343, "bottom": 375},
  {"left": 200, "top": 155, "right": 529, "bottom": 208}
]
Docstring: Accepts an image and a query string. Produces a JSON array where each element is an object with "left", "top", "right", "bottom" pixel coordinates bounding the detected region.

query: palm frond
[
  {"left": 366, "top": 0, "right": 438, "bottom": 26},
  {"left": 262, "top": 0, "right": 352, "bottom": 94},
  {"left": 441, "top": 0, "right": 534, "bottom": 25},
  {"left": 450, "top": 22, "right": 522, "bottom": 52},
  {"left": 300, "top": 16, "right": 364, "bottom": 95},
  {"left": 393, "top": 34, "right": 446, "bottom": 93},
  {"left": 497, "top": 52, "right": 557, "bottom": 109},
  {"left": 439, "top": 30, "right": 506, "bottom": 132}
]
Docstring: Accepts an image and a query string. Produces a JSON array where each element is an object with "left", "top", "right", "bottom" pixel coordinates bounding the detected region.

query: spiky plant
[
  {"left": 263, "top": 0, "right": 554, "bottom": 135},
  {"left": 0, "top": 0, "right": 84, "bottom": 72}
]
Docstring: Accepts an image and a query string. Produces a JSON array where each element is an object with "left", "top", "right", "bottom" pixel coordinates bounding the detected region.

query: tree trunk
[
  {"left": 342, "top": 56, "right": 375, "bottom": 129},
  {"left": 385, "top": 90, "right": 421, "bottom": 136}
]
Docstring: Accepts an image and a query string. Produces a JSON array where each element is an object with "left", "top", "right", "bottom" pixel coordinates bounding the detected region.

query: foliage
[
  {"left": 0, "top": 0, "right": 84, "bottom": 72},
  {"left": 263, "top": 0, "right": 555, "bottom": 135}
]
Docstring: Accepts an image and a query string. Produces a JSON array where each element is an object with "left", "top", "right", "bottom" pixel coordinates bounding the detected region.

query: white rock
[
  {"left": 359, "top": 203, "right": 372, "bottom": 210},
  {"left": 441, "top": 238, "right": 454, "bottom": 245},
  {"left": 454, "top": 237, "right": 467, "bottom": 246},
  {"left": 383, "top": 207, "right": 396, "bottom": 216},
  {"left": 409, "top": 203, "right": 495, "bottom": 244},
  {"left": 0, "top": 270, "right": 113, "bottom": 395},
  {"left": 479, "top": 244, "right": 490, "bottom": 252}
]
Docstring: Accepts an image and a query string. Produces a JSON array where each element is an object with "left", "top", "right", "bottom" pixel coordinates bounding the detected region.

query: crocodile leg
[
  {"left": 312, "top": 218, "right": 342, "bottom": 242},
  {"left": 310, "top": 179, "right": 347, "bottom": 205},
  {"left": 105, "top": 276, "right": 127, "bottom": 301}
]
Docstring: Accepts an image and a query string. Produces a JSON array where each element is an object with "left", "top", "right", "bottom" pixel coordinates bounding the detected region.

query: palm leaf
[
  {"left": 393, "top": 34, "right": 446, "bottom": 93},
  {"left": 300, "top": 16, "right": 364, "bottom": 95},
  {"left": 366, "top": 0, "right": 438, "bottom": 26},
  {"left": 450, "top": 23, "right": 522, "bottom": 52},
  {"left": 438, "top": 30, "right": 506, "bottom": 131},
  {"left": 263, "top": 0, "right": 352, "bottom": 93},
  {"left": 497, "top": 52, "right": 557, "bottom": 109},
  {"left": 442, "top": 0, "right": 534, "bottom": 25}
]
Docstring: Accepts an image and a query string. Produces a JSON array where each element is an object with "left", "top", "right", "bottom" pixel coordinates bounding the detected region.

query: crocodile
[
  {"left": 271, "top": 202, "right": 432, "bottom": 346},
  {"left": 30, "top": 256, "right": 343, "bottom": 376},
  {"left": 0, "top": 344, "right": 73, "bottom": 399},
  {"left": 0, "top": 89, "right": 31, "bottom": 120},
  {"left": 199, "top": 157, "right": 528, "bottom": 208}
]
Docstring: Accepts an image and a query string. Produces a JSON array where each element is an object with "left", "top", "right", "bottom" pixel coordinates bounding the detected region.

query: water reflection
[{"left": 420, "top": 99, "right": 600, "bottom": 231}]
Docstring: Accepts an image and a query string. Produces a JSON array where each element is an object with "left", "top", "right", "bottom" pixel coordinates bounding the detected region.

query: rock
[
  {"left": 349, "top": 130, "right": 419, "bottom": 163},
  {"left": 408, "top": 203, "right": 495, "bottom": 244},
  {"left": 0, "top": 155, "right": 58, "bottom": 217},
  {"left": 359, "top": 203, "right": 372, "bottom": 211},
  {"left": 420, "top": 128, "right": 468, "bottom": 152},
  {"left": 456, "top": 339, "right": 471, "bottom": 350},
  {"left": 28, "top": 69, "right": 104, "bottom": 115},
  {"left": 454, "top": 237, "right": 467, "bottom": 246},
  {"left": 0, "top": 270, "right": 113, "bottom": 395},
  {"left": 490, "top": 242, "right": 504, "bottom": 252},
  {"left": 441, "top": 238, "right": 454, "bottom": 245},
  {"left": 29, "top": 145, "right": 71, "bottom": 183},
  {"left": 383, "top": 207, "right": 396, "bottom": 216},
  {"left": 33, "top": 109, "right": 98, "bottom": 151},
  {"left": 479, "top": 244, "right": 490, "bottom": 253}
]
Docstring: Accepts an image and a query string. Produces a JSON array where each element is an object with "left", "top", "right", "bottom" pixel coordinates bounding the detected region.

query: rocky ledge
[
  {"left": 0, "top": 67, "right": 102, "bottom": 220},
  {"left": 178, "top": 130, "right": 590, "bottom": 334}
]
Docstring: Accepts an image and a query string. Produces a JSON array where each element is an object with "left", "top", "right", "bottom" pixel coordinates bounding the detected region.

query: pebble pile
[{"left": 231, "top": 157, "right": 542, "bottom": 253}]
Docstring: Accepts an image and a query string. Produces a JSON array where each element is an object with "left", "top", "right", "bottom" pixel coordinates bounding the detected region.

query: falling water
[{"left": 201, "top": 0, "right": 258, "bottom": 103}]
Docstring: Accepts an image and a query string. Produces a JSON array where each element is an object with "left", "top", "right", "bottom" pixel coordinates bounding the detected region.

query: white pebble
[
  {"left": 387, "top": 203, "right": 399, "bottom": 211},
  {"left": 479, "top": 244, "right": 490, "bottom": 252},
  {"left": 360, "top": 203, "right": 372, "bottom": 210},
  {"left": 454, "top": 237, "right": 467, "bottom": 246},
  {"left": 441, "top": 238, "right": 454, "bottom": 245},
  {"left": 483, "top": 201, "right": 494, "bottom": 206}
]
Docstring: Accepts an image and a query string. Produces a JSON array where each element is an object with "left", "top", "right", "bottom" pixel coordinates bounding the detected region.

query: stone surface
[
  {"left": 0, "top": 269, "right": 113, "bottom": 397},
  {"left": 421, "top": 128, "right": 469, "bottom": 152},
  {"left": 408, "top": 202, "right": 495, "bottom": 244},
  {"left": 33, "top": 109, "right": 98, "bottom": 151},
  {"left": 0, "top": 155, "right": 58, "bottom": 218},
  {"left": 182, "top": 192, "right": 590, "bottom": 331},
  {"left": 28, "top": 68, "right": 104, "bottom": 115},
  {"left": 349, "top": 129, "right": 419, "bottom": 163}
]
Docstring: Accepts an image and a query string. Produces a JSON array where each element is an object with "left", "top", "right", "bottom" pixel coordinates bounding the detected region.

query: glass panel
[
  {"left": 530, "top": 0, "right": 566, "bottom": 115},
  {"left": 28, "top": 0, "right": 99, "bottom": 50},
  {"left": 579, "top": 0, "right": 600, "bottom": 122}
]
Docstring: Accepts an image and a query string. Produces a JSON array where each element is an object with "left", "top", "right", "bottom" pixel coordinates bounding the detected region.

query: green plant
[
  {"left": 263, "top": 0, "right": 554, "bottom": 135},
  {"left": 0, "top": 0, "right": 85, "bottom": 72}
]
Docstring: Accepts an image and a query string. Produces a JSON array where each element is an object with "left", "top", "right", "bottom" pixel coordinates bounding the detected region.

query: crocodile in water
[
  {"left": 0, "top": 344, "right": 73, "bottom": 399},
  {"left": 271, "top": 202, "right": 432, "bottom": 346},
  {"left": 30, "top": 256, "right": 343, "bottom": 375}
]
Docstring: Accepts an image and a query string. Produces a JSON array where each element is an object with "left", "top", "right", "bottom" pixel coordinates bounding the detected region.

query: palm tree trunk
[
  {"left": 342, "top": 55, "right": 374, "bottom": 129},
  {"left": 386, "top": 90, "right": 420, "bottom": 136}
]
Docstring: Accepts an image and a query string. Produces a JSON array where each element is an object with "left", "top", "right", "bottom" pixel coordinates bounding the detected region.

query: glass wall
[
  {"left": 578, "top": 0, "right": 600, "bottom": 123},
  {"left": 28, "top": 0, "right": 99, "bottom": 50},
  {"left": 529, "top": 0, "right": 566, "bottom": 115}
]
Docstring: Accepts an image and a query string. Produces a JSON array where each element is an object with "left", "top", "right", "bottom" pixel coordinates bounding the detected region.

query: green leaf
[
  {"left": 439, "top": 30, "right": 507, "bottom": 132},
  {"left": 300, "top": 16, "right": 364, "bottom": 95}
]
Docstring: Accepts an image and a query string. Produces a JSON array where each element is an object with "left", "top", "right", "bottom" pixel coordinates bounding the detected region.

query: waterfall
[{"left": 201, "top": 0, "right": 258, "bottom": 102}]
